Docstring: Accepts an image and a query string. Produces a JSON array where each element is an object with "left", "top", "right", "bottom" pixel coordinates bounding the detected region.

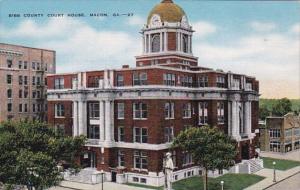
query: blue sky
[{"left": 0, "top": 0, "right": 299, "bottom": 98}]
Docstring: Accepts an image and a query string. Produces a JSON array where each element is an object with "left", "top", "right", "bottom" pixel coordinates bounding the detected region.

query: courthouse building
[
  {"left": 47, "top": 0, "right": 260, "bottom": 186},
  {"left": 0, "top": 43, "right": 55, "bottom": 122}
]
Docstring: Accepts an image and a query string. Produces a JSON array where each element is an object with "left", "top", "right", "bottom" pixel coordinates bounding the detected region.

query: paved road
[{"left": 266, "top": 172, "right": 300, "bottom": 190}]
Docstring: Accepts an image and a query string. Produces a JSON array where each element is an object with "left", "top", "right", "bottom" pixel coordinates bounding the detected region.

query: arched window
[
  {"left": 182, "top": 35, "right": 188, "bottom": 53},
  {"left": 151, "top": 34, "right": 160, "bottom": 52}
]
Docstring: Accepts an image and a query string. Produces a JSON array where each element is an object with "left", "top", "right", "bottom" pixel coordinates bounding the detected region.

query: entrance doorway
[
  {"left": 81, "top": 152, "right": 97, "bottom": 168},
  {"left": 241, "top": 143, "right": 250, "bottom": 160},
  {"left": 111, "top": 171, "right": 117, "bottom": 182}
]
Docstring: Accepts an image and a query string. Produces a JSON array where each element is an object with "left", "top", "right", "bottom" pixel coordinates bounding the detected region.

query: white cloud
[
  {"left": 0, "top": 18, "right": 141, "bottom": 72},
  {"left": 127, "top": 15, "right": 145, "bottom": 26},
  {"left": 192, "top": 21, "right": 217, "bottom": 38},
  {"left": 290, "top": 23, "right": 300, "bottom": 34},
  {"left": 250, "top": 21, "right": 276, "bottom": 32},
  {"left": 0, "top": 18, "right": 84, "bottom": 39},
  {"left": 193, "top": 32, "right": 299, "bottom": 98}
]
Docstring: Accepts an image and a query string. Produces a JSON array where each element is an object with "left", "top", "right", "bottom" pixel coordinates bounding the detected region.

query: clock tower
[{"left": 135, "top": 0, "right": 199, "bottom": 68}]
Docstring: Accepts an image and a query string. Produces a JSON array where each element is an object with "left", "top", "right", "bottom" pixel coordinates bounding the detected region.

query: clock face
[{"left": 151, "top": 15, "right": 161, "bottom": 26}]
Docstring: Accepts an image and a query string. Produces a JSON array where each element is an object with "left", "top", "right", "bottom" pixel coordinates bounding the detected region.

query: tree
[
  {"left": 259, "top": 106, "right": 271, "bottom": 120},
  {"left": 272, "top": 98, "right": 292, "bottom": 116},
  {"left": 0, "top": 120, "right": 86, "bottom": 190},
  {"left": 172, "top": 126, "right": 237, "bottom": 190}
]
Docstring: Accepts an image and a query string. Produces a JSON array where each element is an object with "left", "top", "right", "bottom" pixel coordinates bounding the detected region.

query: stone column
[
  {"left": 231, "top": 101, "right": 240, "bottom": 139},
  {"left": 164, "top": 32, "right": 168, "bottom": 52},
  {"left": 148, "top": 34, "right": 151, "bottom": 53},
  {"left": 227, "top": 102, "right": 232, "bottom": 136},
  {"left": 187, "top": 35, "right": 191, "bottom": 53},
  {"left": 160, "top": 32, "right": 163, "bottom": 52},
  {"left": 105, "top": 100, "right": 111, "bottom": 142},
  {"left": 245, "top": 101, "right": 252, "bottom": 136},
  {"left": 111, "top": 101, "right": 114, "bottom": 142},
  {"left": 73, "top": 101, "right": 78, "bottom": 136},
  {"left": 78, "top": 101, "right": 87, "bottom": 135},
  {"left": 100, "top": 100, "right": 105, "bottom": 141}
]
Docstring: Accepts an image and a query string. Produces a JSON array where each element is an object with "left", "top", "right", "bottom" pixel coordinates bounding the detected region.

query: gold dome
[{"left": 147, "top": 0, "right": 186, "bottom": 25}]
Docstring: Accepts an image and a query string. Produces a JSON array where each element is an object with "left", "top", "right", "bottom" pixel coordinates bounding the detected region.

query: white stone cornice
[{"left": 86, "top": 141, "right": 172, "bottom": 150}]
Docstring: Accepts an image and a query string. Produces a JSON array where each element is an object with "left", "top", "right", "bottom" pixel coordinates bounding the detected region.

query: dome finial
[{"left": 161, "top": 0, "right": 173, "bottom": 3}]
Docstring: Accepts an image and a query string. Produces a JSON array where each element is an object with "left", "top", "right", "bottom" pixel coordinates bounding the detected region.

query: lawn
[
  {"left": 262, "top": 157, "right": 300, "bottom": 170},
  {"left": 127, "top": 173, "right": 264, "bottom": 190}
]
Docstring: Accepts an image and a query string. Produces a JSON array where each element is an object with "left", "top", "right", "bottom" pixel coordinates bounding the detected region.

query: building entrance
[{"left": 81, "top": 152, "right": 97, "bottom": 168}]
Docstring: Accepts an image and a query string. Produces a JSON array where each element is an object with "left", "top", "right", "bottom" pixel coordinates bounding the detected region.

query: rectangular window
[
  {"left": 89, "top": 103, "right": 100, "bottom": 119},
  {"left": 24, "top": 76, "right": 28, "bottom": 85},
  {"left": 7, "top": 103, "right": 12, "bottom": 112},
  {"left": 7, "top": 89, "right": 12, "bottom": 98},
  {"left": 54, "top": 78, "right": 64, "bottom": 89},
  {"left": 269, "top": 129, "right": 281, "bottom": 138},
  {"left": 199, "top": 102, "right": 208, "bottom": 125},
  {"left": 118, "top": 150, "right": 125, "bottom": 167},
  {"left": 87, "top": 125, "right": 100, "bottom": 139},
  {"left": 7, "top": 59, "right": 13, "bottom": 68},
  {"left": 182, "top": 152, "right": 193, "bottom": 166},
  {"left": 164, "top": 127, "right": 174, "bottom": 143},
  {"left": 24, "top": 90, "right": 28, "bottom": 98},
  {"left": 18, "top": 76, "right": 23, "bottom": 85},
  {"left": 233, "top": 78, "right": 240, "bottom": 89},
  {"left": 198, "top": 76, "right": 208, "bottom": 87},
  {"left": 294, "top": 128, "right": 300, "bottom": 136},
  {"left": 116, "top": 74, "right": 124, "bottom": 86},
  {"left": 32, "top": 104, "right": 36, "bottom": 113},
  {"left": 134, "top": 127, "right": 148, "bottom": 143},
  {"left": 285, "top": 129, "right": 292, "bottom": 137},
  {"left": 133, "top": 103, "right": 147, "bottom": 119},
  {"left": 270, "top": 141, "right": 280, "bottom": 152},
  {"left": 55, "top": 124, "right": 65, "bottom": 135},
  {"left": 118, "top": 126, "right": 125, "bottom": 142},
  {"left": 7, "top": 74, "right": 12, "bottom": 84},
  {"left": 217, "top": 102, "right": 225, "bottom": 124},
  {"left": 19, "top": 104, "right": 23, "bottom": 113},
  {"left": 183, "top": 103, "right": 192, "bottom": 118},
  {"left": 32, "top": 76, "right": 36, "bottom": 85},
  {"left": 163, "top": 73, "right": 176, "bottom": 86},
  {"left": 32, "top": 91, "right": 36, "bottom": 99},
  {"left": 181, "top": 76, "right": 193, "bottom": 87},
  {"left": 165, "top": 102, "right": 175, "bottom": 119},
  {"left": 36, "top": 76, "right": 41, "bottom": 85},
  {"left": 134, "top": 151, "right": 148, "bottom": 170},
  {"left": 216, "top": 76, "right": 225, "bottom": 88},
  {"left": 18, "top": 61, "right": 22, "bottom": 69},
  {"left": 133, "top": 73, "right": 147, "bottom": 86},
  {"left": 36, "top": 62, "right": 40, "bottom": 70},
  {"left": 19, "top": 89, "right": 22, "bottom": 98},
  {"left": 32, "top": 62, "right": 36, "bottom": 70},
  {"left": 24, "top": 104, "right": 28, "bottom": 112},
  {"left": 24, "top": 61, "right": 28, "bottom": 69},
  {"left": 117, "top": 103, "right": 125, "bottom": 119},
  {"left": 55, "top": 104, "right": 65, "bottom": 117}
]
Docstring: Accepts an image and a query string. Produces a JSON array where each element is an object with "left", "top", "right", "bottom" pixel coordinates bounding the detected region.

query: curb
[{"left": 263, "top": 171, "right": 300, "bottom": 190}]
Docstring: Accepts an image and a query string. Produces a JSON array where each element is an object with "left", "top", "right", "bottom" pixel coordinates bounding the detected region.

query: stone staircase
[
  {"left": 63, "top": 168, "right": 103, "bottom": 184},
  {"left": 248, "top": 158, "right": 263, "bottom": 173}
]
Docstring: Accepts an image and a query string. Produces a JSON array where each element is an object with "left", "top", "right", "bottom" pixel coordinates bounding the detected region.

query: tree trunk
[{"left": 203, "top": 167, "right": 208, "bottom": 190}]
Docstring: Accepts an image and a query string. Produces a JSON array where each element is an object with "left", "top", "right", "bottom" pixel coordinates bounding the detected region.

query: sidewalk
[
  {"left": 244, "top": 166, "right": 300, "bottom": 190},
  {"left": 50, "top": 180, "right": 153, "bottom": 190},
  {"left": 260, "top": 150, "right": 300, "bottom": 161}
]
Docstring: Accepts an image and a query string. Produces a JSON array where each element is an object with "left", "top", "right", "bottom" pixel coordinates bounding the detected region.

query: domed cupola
[{"left": 147, "top": 0, "right": 189, "bottom": 28}]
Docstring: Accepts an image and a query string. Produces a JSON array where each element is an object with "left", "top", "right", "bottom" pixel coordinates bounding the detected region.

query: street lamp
[
  {"left": 220, "top": 180, "right": 224, "bottom": 190},
  {"left": 273, "top": 161, "right": 276, "bottom": 182},
  {"left": 100, "top": 169, "right": 104, "bottom": 190}
]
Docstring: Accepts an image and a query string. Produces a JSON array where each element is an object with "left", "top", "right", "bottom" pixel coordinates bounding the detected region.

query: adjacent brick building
[
  {"left": 0, "top": 43, "right": 56, "bottom": 122},
  {"left": 259, "top": 113, "right": 300, "bottom": 153},
  {"left": 47, "top": 0, "right": 260, "bottom": 186}
]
